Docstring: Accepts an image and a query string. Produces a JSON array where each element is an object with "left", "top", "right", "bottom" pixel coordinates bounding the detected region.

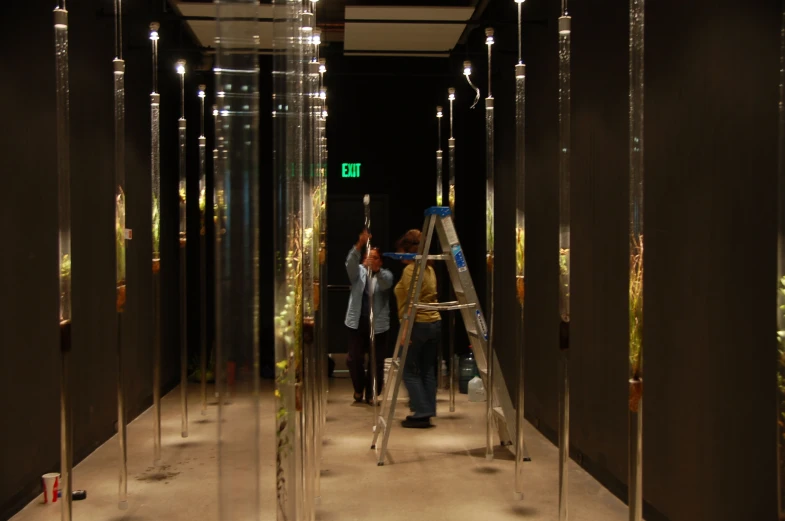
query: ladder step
[
  {"left": 415, "top": 301, "right": 475, "bottom": 311},
  {"left": 415, "top": 254, "right": 449, "bottom": 261}
]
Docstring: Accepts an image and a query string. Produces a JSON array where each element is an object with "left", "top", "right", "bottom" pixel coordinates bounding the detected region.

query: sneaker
[{"left": 401, "top": 417, "right": 432, "bottom": 429}]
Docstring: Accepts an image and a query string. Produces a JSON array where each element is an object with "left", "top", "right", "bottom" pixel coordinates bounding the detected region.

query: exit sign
[{"left": 342, "top": 163, "right": 361, "bottom": 178}]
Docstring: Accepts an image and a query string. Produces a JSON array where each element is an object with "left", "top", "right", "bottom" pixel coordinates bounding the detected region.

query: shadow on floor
[
  {"left": 451, "top": 445, "right": 516, "bottom": 461},
  {"left": 509, "top": 505, "right": 541, "bottom": 517}
]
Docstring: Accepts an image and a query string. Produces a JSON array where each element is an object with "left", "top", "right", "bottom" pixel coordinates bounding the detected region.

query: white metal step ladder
[{"left": 370, "top": 206, "right": 520, "bottom": 466}]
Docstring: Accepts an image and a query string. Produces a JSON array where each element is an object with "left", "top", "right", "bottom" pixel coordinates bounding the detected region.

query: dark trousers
[
  {"left": 403, "top": 321, "right": 441, "bottom": 418},
  {"left": 346, "top": 321, "right": 388, "bottom": 400}
]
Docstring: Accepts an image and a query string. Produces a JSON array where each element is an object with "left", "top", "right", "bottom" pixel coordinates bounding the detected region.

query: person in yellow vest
[{"left": 394, "top": 230, "right": 442, "bottom": 428}]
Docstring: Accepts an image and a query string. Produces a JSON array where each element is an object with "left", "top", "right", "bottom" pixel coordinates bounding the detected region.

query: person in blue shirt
[{"left": 345, "top": 228, "right": 393, "bottom": 405}]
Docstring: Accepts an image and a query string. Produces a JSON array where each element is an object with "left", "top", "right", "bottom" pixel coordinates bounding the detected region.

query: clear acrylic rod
[
  {"left": 485, "top": 30, "right": 496, "bottom": 461},
  {"left": 777, "top": 5, "right": 785, "bottom": 517},
  {"left": 272, "top": 0, "right": 302, "bottom": 517},
  {"left": 113, "top": 0, "right": 128, "bottom": 509},
  {"left": 215, "top": 2, "right": 261, "bottom": 519},
  {"left": 557, "top": 15, "right": 571, "bottom": 520},
  {"left": 150, "top": 21, "right": 162, "bottom": 467},
  {"left": 628, "top": 0, "right": 645, "bottom": 518},
  {"left": 54, "top": 7, "right": 73, "bottom": 521},
  {"left": 558, "top": 355, "right": 569, "bottom": 521},
  {"left": 199, "top": 85, "right": 208, "bottom": 417},
  {"left": 514, "top": 60, "right": 526, "bottom": 500},
  {"left": 177, "top": 59, "right": 189, "bottom": 439},
  {"left": 448, "top": 86, "right": 456, "bottom": 412}
]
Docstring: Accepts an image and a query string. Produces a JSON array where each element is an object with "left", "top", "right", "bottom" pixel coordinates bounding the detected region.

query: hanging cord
[
  {"left": 517, "top": 2, "right": 522, "bottom": 64},
  {"left": 464, "top": 62, "right": 480, "bottom": 109},
  {"left": 114, "top": 0, "right": 123, "bottom": 59}
]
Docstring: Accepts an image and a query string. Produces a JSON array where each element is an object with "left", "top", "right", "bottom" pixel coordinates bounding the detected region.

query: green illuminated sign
[{"left": 342, "top": 163, "right": 361, "bottom": 178}]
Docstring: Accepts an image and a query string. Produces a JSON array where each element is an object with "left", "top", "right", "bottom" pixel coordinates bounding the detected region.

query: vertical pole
[
  {"left": 777, "top": 4, "right": 785, "bottom": 517},
  {"left": 435, "top": 106, "right": 444, "bottom": 389},
  {"left": 149, "top": 21, "right": 162, "bottom": 467},
  {"left": 199, "top": 84, "right": 208, "bottom": 417},
  {"left": 176, "top": 59, "right": 189, "bottom": 438},
  {"left": 113, "top": 0, "right": 128, "bottom": 509},
  {"left": 485, "top": 28, "right": 496, "bottom": 461},
  {"left": 54, "top": 5, "right": 73, "bottom": 520},
  {"left": 448, "top": 88, "right": 456, "bottom": 413},
  {"left": 513, "top": 0, "right": 526, "bottom": 500},
  {"left": 215, "top": 2, "right": 261, "bottom": 520},
  {"left": 557, "top": 10, "right": 572, "bottom": 521},
  {"left": 273, "top": 0, "right": 303, "bottom": 517},
  {"left": 628, "top": 0, "right": 645, "bottom": 519}
]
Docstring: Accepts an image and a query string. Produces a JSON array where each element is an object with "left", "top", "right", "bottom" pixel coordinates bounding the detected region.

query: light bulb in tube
[
  {"left": 322, "top": 109, "right": 328, "bottom": 119},
  {"left": 515, "top": 0, "right": 525, "bottom": 3},
  {"left": 448, "top": 88, "right": 455, "bottom": 101},
  {"left": 149, "top": 25, "right": 160, "bottom": 41},
  {"left": 463, "top": 61, "right": 472, "bottom": 76},
  {"left": 312, "top": 28, "right": 321, "bottom": 46},
  {"left": 437, "top": 106, "right": 443, "bottom": 118},
  {"left": 319, "top": 59, "right": 326, "bottom": 74},
  {"left": 176, "top": 60, "right": 186, "bottom": 76},
  {"left": 198, "top": 86, "right": 206, "bottom": 99},
  {"left": 319, "top": 88, "right": 326, "bottom": 100},
  {"left": 485, "top": 28, "right": 494, "bottom": 45}
]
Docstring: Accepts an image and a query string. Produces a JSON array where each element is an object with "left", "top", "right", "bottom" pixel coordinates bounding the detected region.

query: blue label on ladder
[
  {"left": 476, "top": 310, "right": 489, "bottom": 340},
  {"left": 452, "top": 245, "right": 467, "bottom": 272}
]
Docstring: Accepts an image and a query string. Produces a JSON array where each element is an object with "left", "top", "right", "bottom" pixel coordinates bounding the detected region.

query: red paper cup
[{"left": 42, "top": 473, "right": 59, "bottom": 504}]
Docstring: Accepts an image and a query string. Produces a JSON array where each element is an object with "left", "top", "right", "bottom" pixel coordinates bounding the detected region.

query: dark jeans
[
  {"left": 346, "top": 321, "right": 388, "bottom": 400},
  {"left": 403, "top": 321, "right": 442, "bottom": 419}
]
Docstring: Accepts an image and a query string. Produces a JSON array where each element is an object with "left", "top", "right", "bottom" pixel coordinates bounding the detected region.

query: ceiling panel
[
  {"left": 344, "top": 24, "right": 463, "bottom": 53},
  {"left": 344, "top": 6, "right": 473, "bottom": 21},
  {"left": 343, "top": 6, "right": 473, "bottom": 55}
]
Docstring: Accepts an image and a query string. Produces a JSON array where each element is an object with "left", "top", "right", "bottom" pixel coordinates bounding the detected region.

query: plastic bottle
[
  {"left": 468, "top": 376, "right": 486, "bottom": 402},
  {"left": 459, "top": 345, "right": 478, "bottom": 394}
]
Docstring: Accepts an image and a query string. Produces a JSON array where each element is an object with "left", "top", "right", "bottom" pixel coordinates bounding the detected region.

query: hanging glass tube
[
  {"left": 435, "top": 105, "right": 444, "bottom": 388},
  {"left": 176, "top": 59, "right": 189, "bottom": 438},
  {"left": 273, "top": 0, "right": 302, "bottom": 517},
  {"left": 198, "top": 84, "right": 208, "bottom": 416},
  {"left": 557, "top": 10, "right": 571, "bottom": 521},
  {"left": 436, "top": 106, "right": 443, "bottom": 206},
  {"left": 628, "top": 0, "right": 645, "bottom": 519},
  {"left": 318, "top": 80, "right": 328, "bottom": 435},
  {"left": 215, "top": 1, "right": 261, "bottom": 520},
  {"left": 300, "top": 50, "right": 319, "bottom": 521},
  {"left": 484, "top": 29, "right": 496, "bottom": 462},
  {"left": 54, "top": 5, "right": 73, "bottom": 520},
  {"left": 311, "top": 39, "right": 324, "bottom": 505},
  {"left": 777, "top": 7, "right": 785, "bottom": 517},
  {"left": 149, "top": 21, "right": 163, "bottom": 467},
  {"left": 447, "top": 87, "right": 456, "bottom": 413},
  {"left": 513, "top": 0, "right": 526, "bottom": 501},
  {"left": 214, "top": 100, "right": 226, "bottom": 407},
  {"left": 112, "top": 0, "right": 129, "bottom": 509}
]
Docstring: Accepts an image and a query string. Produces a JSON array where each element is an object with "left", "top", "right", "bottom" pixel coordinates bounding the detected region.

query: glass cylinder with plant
[{"left": 214, "top": 2, "right": 262, "bottom": 520}]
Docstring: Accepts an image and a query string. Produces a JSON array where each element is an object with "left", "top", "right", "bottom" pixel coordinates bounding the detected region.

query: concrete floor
[{"left": 12, "top": 378, "right": 628, "bottom": 521}]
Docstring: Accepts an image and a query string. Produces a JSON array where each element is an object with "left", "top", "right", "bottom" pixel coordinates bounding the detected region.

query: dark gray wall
[
  {"left": 481, "top": 0, "right": 780, "bottom": 519},
  {"left": 0, "top": 2, "right": 205, "bottom": 518}
]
